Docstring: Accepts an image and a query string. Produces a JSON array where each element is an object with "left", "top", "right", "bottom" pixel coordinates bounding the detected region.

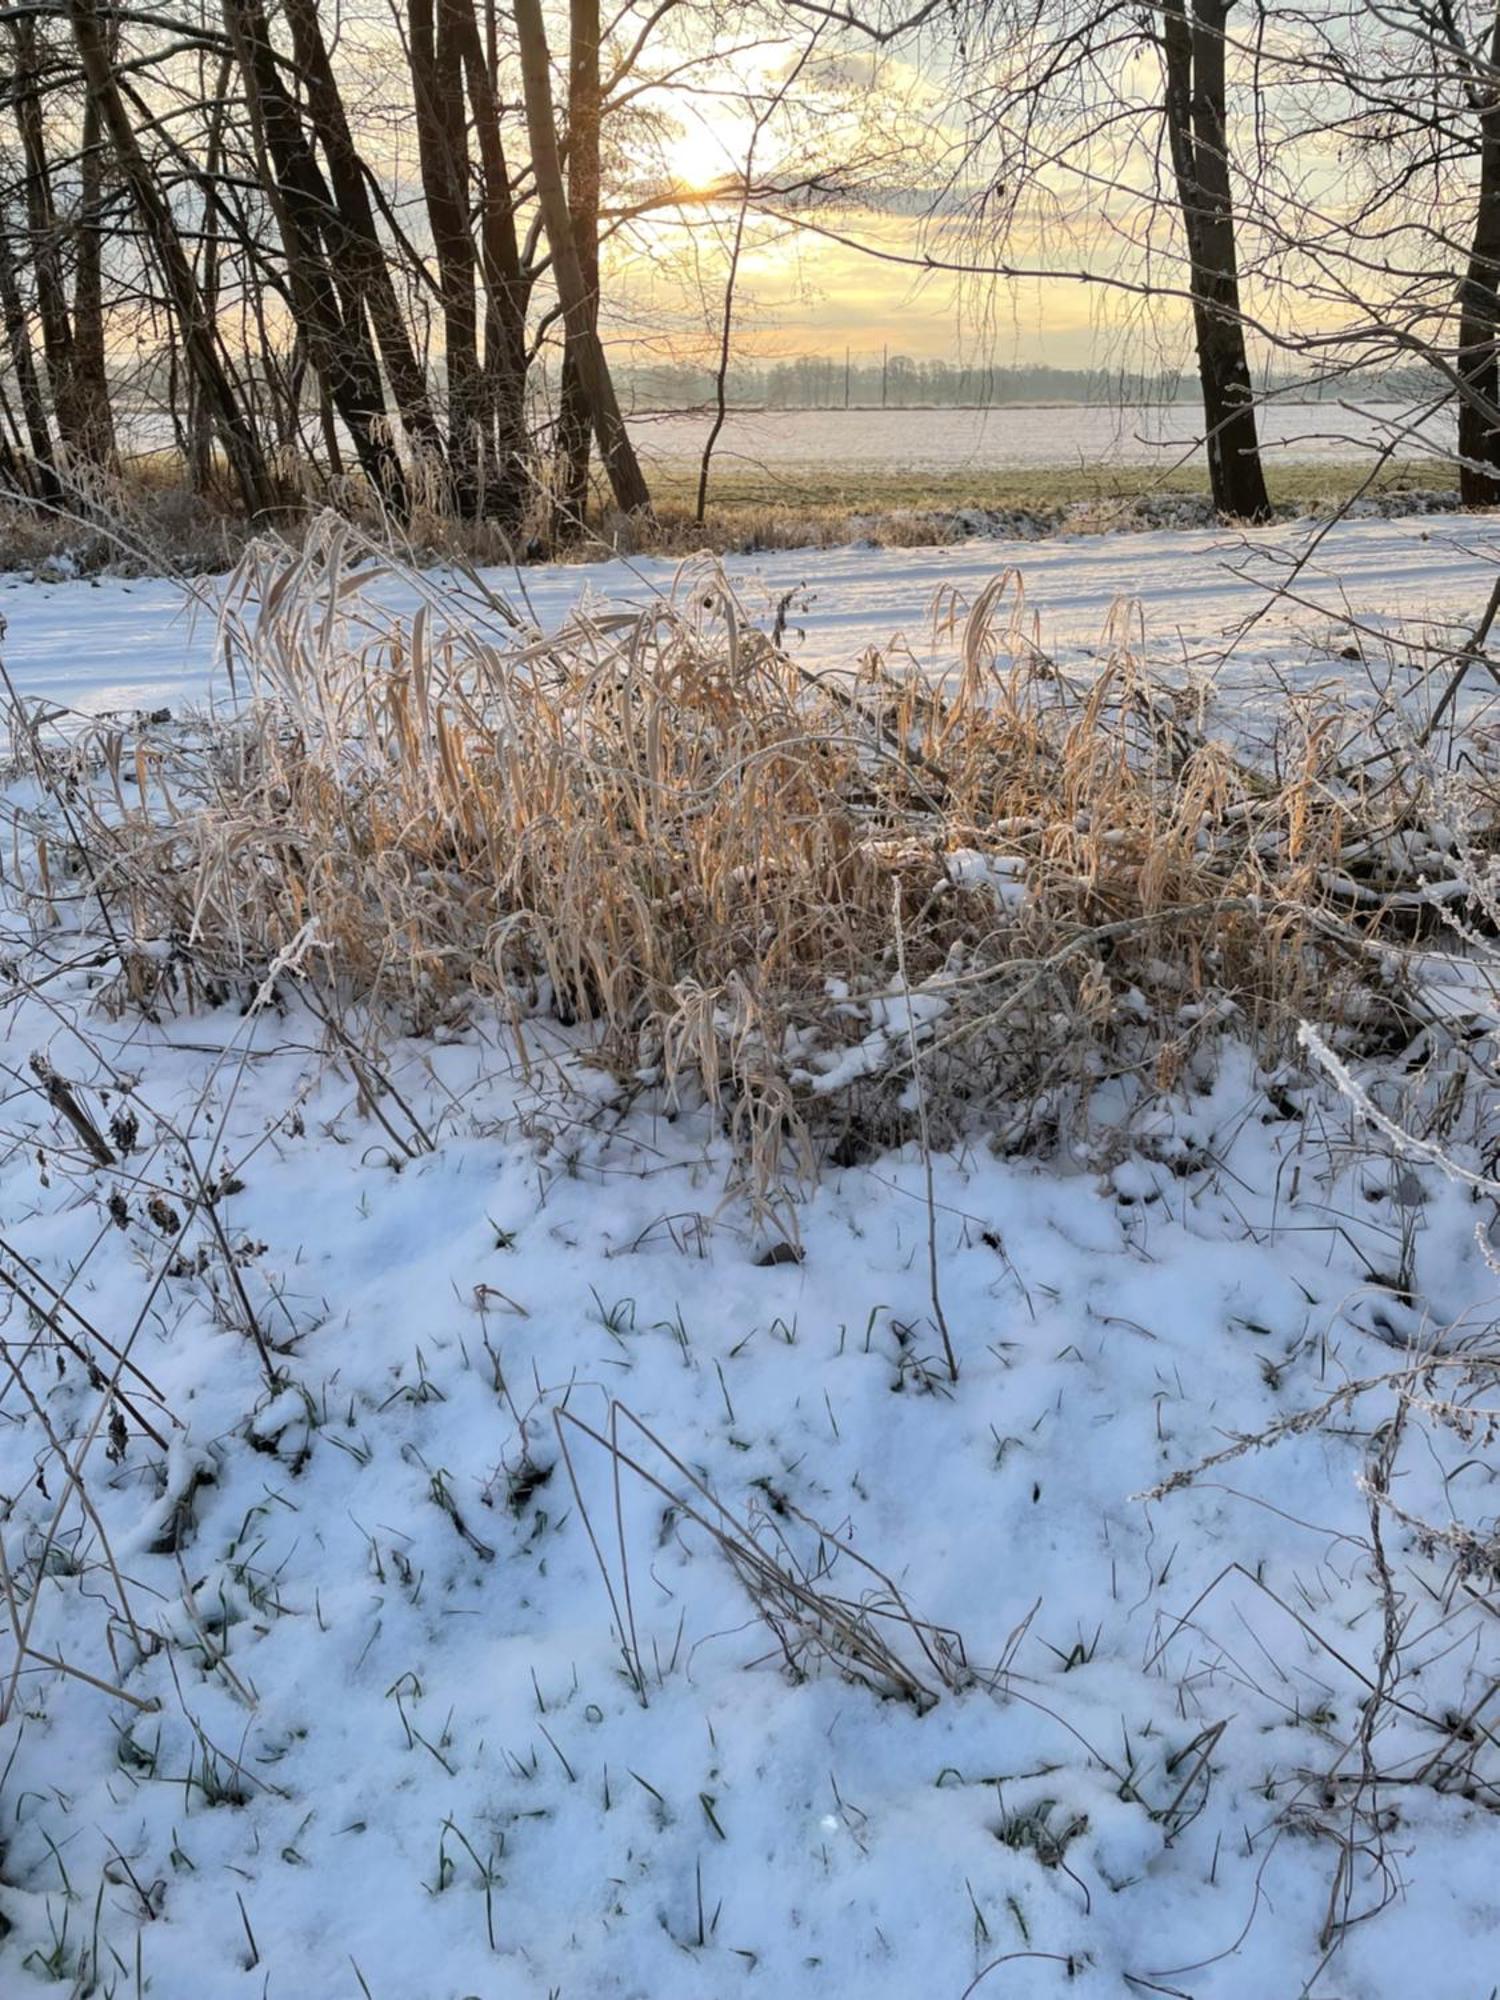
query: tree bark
[
  {"left": 10, "top": 17, "right": 88, "bottom": 458},
  {"left": 554, "top": 0, "right": 599, "bottom": 537},
  {"left": 512, "top": 0, "right": 652, "bottom": 519},
  {"left": 454, "top": 0, "right": 530, "bottom": 530},
  {"left": 409, "top": 0, "right": 486, "bottom": 514},
  {"left": 0, "top": 214, "right": 61, "bottom": 500},
  {"left": 185, "top": 57, "right": 233, "bottom": 495},
  {"left": 1161, "top": 0, "right": 1271, "bottom": 523},
  {"left": 222, "top": 0, "right": 408, "bottom": 512},
  {"left": 71, "top": 92, "right": 116, "bottom": 470},
  {"left": 1458, "top": 3, "right": 1500, "bottom": 505}
]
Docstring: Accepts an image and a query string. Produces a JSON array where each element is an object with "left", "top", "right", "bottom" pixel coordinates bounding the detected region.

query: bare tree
[
  {"left": 71, "top": 88, "right": 115, "bottom": 468},
  {"left": 0, "top": 203, "right": 62, "bottom": 498},
  {"left": 695, "top": 34, "right": 822, "bottom": 521},
  {"left": 66, "top": 0, "right": 280, "bottom": 516},
  {"left": 222, "top": 0, "right": 407, "bottom": 510},
  {"left": 1240, "top": 0, "right": 1500, "bottom": 499},
  {"left": 281, "top": 0, "right": 446, "bottom": 475},
  {"left": 513, "top": 0, "right": 653, "bottom": 517},
  {"left": 924, "top": 0, "right": 1276, "bottom": 519},
  {"left": 554, "top": 0, "right": 604, "bottom": 536},
  {"left": 1455, "top": 4, "right": 1500, "bottom": 501},
  {"left": 10, "top": 15, "right": 90, "bottom": 462},
  {"left": 0, "top": 0, "right": 932, "bottom": 538},
  {"left": 454, "top": 0, "right": 532, "bottom": 531}
]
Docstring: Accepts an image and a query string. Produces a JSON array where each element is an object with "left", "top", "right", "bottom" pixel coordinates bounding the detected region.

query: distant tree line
[
  {"left": 616, "top": 355, "right": 1440, "bottom": 412},
  {"left": 619, "top": 357, "right": 1196, "bottom": 409}
]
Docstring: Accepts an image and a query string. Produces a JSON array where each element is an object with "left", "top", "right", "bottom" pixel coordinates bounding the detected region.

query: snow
[
  {"left": 625, "top": 400, "right": 1456, "bottom": 475},
  {"left": 2, "top": 521, "right": 1500, "bottom": 1997},
  {"left": 5, "top": 511, "right": 1498, "bottom": 744},
  {"left": 110, "top": 401, "right": 1455, "bottom": 479}
]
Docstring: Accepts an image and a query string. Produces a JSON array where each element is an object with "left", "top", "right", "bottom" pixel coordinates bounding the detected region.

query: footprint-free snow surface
[
  {"left": 5, "top": 511, "right": 1499, "bottom": 734},
  {"left": 2, "top": 520, "right": 1499, "bottom": 1998}
]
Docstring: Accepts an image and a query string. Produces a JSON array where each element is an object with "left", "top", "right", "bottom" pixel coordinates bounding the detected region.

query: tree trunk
[
  {"left": 1458, "top": 3, "right": 1500, "bottom": 505},
  {"left": 409, "top": 0, "right": 486, "bottom": 514},
  {"left": 66, "top": 0, "right": 280, "bottom": 517},
  {"left": 222, "top": 0, "right": 408, "bottom": 512},
  {"left": 0, "top": 214, "right": 61, "bottom": 500},
  {"left": 183, "top": 58, "right": 233, "bottom": 496},
  {"left": 554, "top": 0, "right": 599, "bottom": 538},
  {"left": 454, "top": 0, "right": 530, "bottom": 531},
  {"left": 71, "top": 94, "right": 117, "bottom": 470},
  {"left": 512, "top": 0, "right": 652, "bottom": 519},
  {"left": 697, "top": 187, "right": 754, "bottom": 525},
  {"left": 10, "top": 17, "right": 87, "bottom": 458},
  {"left": 282, "top": 0, "right": 446, "bottom": 475},
  {"left": 1161, "top": 0, "right": 1271, "bottom": 523},
  {"left": 0, "top": 379, "right": 36, "bottom": 495}
]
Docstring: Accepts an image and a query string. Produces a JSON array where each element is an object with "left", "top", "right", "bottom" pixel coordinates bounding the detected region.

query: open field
[
  {"left": 105, "top": 398, "right": 1454, "bottom": 485},
  {"left": 629, "top": 399, "right": 1457, "bottom": 489},
  {"left": 2, "top": 519, "right": 1499, "bottom": 1998},
  {"left": 646, "top": 455, "right": 1458, "bottom": 511}
]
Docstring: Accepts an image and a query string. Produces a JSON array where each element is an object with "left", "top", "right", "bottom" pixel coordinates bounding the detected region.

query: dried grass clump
[
  {"left": 6, "top": 518, "right": 1398, "bottom": 1188},
  {"left": 0, "top": 460, "right": 255, "bottom": 579}
]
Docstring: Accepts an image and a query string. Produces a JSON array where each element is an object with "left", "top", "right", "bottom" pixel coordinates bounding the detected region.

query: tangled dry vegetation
[
  {"left": 5, "top": 528, "right": 1500, "bottom": 1987},
  {"left": 2, "top": 517, "right": 1490, "bottom": 1197}
]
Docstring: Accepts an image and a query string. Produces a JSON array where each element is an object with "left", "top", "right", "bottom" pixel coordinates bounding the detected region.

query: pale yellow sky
[
  {"left": 604, "top": 39, "right": 1197, "bottom": 374},
  {"left": 612, "top": 201, "right": 1180, "bottom": 371}
]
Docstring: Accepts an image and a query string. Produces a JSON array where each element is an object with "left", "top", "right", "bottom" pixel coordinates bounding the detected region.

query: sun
[{"left": 664, "top": 116, "right": 745, "bottom": 193}]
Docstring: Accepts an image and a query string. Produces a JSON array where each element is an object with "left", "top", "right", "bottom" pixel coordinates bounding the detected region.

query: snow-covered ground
[
  {"left": 2, "top": 520, "right": 1499, "bottom": 1997},
  {"left": 3, "top": 511, "right": 1497, "bottom": 729}
]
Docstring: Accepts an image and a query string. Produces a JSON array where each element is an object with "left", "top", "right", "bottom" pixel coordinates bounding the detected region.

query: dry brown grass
[
  {"left": 0, "top": 443, "right": 1465, "bottom": 580},
  {"left": 0, "top": 466, "right": 252, "bottom": 578},
  {"left": 5, "top": 516, "right": 1427, "bottom": 1197}
]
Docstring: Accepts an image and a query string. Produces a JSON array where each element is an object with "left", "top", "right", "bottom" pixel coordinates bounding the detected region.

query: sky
[
  {"left": 630, "top": 212, "right": 1115, "bottom": 367},
  {"left": 600, "top": 30, "right": 1195, "bottom": 376}
]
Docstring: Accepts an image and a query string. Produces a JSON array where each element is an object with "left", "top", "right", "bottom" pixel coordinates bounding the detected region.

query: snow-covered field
[
  {"left": 5, "top": 511, "right": 1498, "bottom": 735},
  {"left": 2, "top": 519, "right": 1499, "bottom": 1998},
  {"left": 110, "top": 400, "right": 1454, "bottom": 479},
  {"left": 626, "top": 400, "right": 1456, "bottom": 476}
]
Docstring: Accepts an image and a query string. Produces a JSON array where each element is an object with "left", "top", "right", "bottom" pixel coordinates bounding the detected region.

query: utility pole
[
  {"left": 844, "top": 345, "right": 850, "bottom": 409},
  {"left": 881, "top": 343, "right": 888, "bottom": 410}
]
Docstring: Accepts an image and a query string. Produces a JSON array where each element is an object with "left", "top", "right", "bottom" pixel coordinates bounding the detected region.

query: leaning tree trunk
[
  {"left": 1161, "top": 0, "right": 1271, "bottom": 523},
  {"left": 513, "top": 0, "right": 652, "bottom": 519},
  {"left": 222, "top": 0, "right": 408, "bottom": 513},
  {"left": 66, "top": 0, "right": 280, "bottom": 516},
  {"left": 0, "top": 215, "right": 61, "bottom": 500},
  {"left": 553, "top": 0, "right": 600, "bottom": 539},
  {"left": 1457, "top": 2, "right": 1500, "bottom": 505},
  {"left": 455, "top": 0, "right": 530, "bottom": 532}
]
